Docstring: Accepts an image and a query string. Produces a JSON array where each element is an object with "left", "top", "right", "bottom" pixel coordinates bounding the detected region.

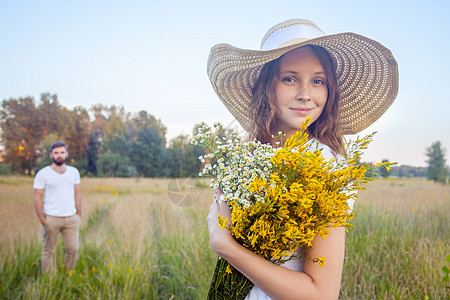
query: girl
[{"left": 206, "top": 19, "right": 398, "bottom": 299}]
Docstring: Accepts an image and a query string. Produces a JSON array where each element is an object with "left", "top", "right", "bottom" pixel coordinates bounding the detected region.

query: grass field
[{"left": 0, "top": 176, "right": 448, "bottom": 299}]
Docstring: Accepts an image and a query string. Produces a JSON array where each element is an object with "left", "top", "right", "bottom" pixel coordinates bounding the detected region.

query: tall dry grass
[
  {"left": 341, "top": 178, "right": 449, "bottom": 299},
  {"left": 0, "top": 176, "right": 448, "bottom": 299}
]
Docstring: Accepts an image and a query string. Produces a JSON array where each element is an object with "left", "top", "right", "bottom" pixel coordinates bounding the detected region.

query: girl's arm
[{"left": 208, "top": 197, "right": 345, "bottom": 300}]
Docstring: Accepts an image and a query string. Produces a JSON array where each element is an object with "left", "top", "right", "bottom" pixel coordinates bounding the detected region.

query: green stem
[{"left": 207, "top": 257, "right": 254, "bottom": 300}]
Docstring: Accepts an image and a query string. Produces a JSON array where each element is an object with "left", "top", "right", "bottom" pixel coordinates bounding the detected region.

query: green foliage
[
  {"left": 0, "top": 163, "right": 14, "bottom": 175},
  {"left": 130, "top": 126, "right": 165, "bottom": 177},
  {"left": 97, "top": 152, "right": 137, "bottom": 177},
  {"left": 425, "top": 141, "right": 447, "bottom": 184},
  {"left": 104, "top": 134, "right": 133, "bottom": 158},
  {"left": 389, "top": 165, "right": 427, "bottom": 178},
  {"left": 86, "top": 130, "right": 102, "bottom": 175},
  {"left": 164, "top": 135, "right": 204, "bottom": 178},
  {"left": 132, "top": 110, "right": 167, "bottom": 145}
]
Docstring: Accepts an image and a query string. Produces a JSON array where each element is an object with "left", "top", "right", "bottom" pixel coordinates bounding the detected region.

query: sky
[{"left": 1, "top": 0, "right": 449, "bottom": 167}]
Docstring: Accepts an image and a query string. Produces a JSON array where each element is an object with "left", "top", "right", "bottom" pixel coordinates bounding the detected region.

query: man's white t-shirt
[{"left": 33, "top": 166, "right": 81, "bottom": 217}]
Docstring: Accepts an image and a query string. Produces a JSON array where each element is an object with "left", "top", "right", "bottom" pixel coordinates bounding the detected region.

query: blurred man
[{"left": 33, "top": 141, "right": 81, "bottom": 273}]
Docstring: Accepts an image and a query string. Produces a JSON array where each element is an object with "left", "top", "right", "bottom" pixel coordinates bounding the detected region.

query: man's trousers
[{"left": 41, "top": 214, "right": 80, "bottom": 273}]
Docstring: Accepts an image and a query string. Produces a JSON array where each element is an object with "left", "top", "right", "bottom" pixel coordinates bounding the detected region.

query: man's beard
[{"left": 52, "top": 157, "right": 66, "bottom": 166}]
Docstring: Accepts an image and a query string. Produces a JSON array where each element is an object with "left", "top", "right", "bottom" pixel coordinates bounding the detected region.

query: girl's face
[{"left": 274, "top": 46, "right": 328, "bottom": 138}]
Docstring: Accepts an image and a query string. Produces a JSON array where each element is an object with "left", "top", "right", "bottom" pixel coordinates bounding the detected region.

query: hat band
[{"left": 261, "top": 24, "right": 325, "bottom": 50}]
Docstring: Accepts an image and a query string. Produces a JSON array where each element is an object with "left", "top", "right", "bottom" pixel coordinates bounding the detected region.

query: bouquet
[{"left": 191, "top": 119, "right": 390, "bottom": 300}]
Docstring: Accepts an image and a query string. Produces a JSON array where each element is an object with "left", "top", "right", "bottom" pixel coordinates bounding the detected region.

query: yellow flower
[
  {"left": 318, "top": 257, "right": 326, "bottom": 267},
  {"left": 319, "top": 228, "right": 330, "bottom": 240},
  {"left": 225, "top": 264, "right": 232, "bottom": 274},
  {"left": 218, "top": 215, "right": 228, "bottom": 230},
  {"left": 197, "top": 118, "right": 388, "bottom": 270}
]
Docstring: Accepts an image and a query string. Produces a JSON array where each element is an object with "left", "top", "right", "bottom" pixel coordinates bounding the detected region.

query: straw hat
[{"left": 207, "top": 19, "right": 399, "bottom": 135}]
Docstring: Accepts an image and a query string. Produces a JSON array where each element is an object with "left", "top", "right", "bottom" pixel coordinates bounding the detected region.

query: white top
[
  {"left": 245, "top": 141, "right": 355, "bottom": 299},
  {"left": 33, "top": 165, "right": 81, "bottom": 217}
]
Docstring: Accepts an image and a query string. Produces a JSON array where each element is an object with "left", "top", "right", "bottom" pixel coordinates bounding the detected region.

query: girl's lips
[{"left": 290, "top": 107, "right": 313, "bottom": 116}]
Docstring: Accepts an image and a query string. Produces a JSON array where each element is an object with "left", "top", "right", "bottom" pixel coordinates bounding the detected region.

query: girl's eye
[
  {"left": 282, "top": 77, "right": 295, "bottom": 84},
  {"left": 313, "top": 79, "right": 325, "bottom": 85}
]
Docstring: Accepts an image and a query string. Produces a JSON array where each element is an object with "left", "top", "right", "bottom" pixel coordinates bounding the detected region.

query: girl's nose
[{"left": 296, "top": 83, "right": 311, "bottom": 101}]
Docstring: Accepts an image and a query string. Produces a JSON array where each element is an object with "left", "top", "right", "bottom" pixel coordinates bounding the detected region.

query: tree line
[
  {"left": 0, "top": 93, "right": 447, "bottom": 183},
  {"left": 377, "top": 142, "right": 448, "bottom": 184},
  {"left": 0, "top": 93, "right": 235, "bottom": 177}
]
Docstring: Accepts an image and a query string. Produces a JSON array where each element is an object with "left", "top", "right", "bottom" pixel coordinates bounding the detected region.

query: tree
[
  {"left": 425, "top": 141, "right": 447, "bottom": 184},
  {"left": 97, "top": 152, "right": 137, "bottom": 177},
  {"left": 61, "top": 106, "right": 90, "bottom": 166},
  {"left": 0, "top": 97, "right": 43, "bottom": 175},
  {"left": 98, "top": 134, "right": 137, "bottom": 177},
  {"left": 103, "top": 106, "right": 129, "bottom": 138},
  {"left": 379, "top": 159, "right": 390, "bottom": 178},
  {"left": 164, "top": 134, "right": 204, "bottom": 177},
  {"left": 37, "top": 93, "right": 61, "bottom": 136},
  {"left": 130, "top": 126, "right": 165, "bottom": 177},
  {"left": 163, "top": 146, "right": 183, "bottom": 178},
  {"left": 86, "top": 130, "right": 102, "bottom": 175},
  {"left": 104, "top": 134, "right": 133, "bottom": 158},
  {"left": 131, "top": 110, "right": 167, "bottom": 145}
]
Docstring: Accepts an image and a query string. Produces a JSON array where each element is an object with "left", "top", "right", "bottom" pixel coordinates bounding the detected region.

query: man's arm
[
  {"left": 34, "top": 189, "right": 46, "bottom": 225},
  {"left": 74, "top": 183, "right": 81, "bottom": 217}
]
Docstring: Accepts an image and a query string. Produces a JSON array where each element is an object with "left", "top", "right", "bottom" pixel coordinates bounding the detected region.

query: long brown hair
[{"left": 248, "top": 45, "right": 343, "bottom": 154}]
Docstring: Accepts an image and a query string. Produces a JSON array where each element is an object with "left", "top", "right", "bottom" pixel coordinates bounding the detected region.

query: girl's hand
[{"left": 207, "top": 188, "right": 234, "bottom": 255}]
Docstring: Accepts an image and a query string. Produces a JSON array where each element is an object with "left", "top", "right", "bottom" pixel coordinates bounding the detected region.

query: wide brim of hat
[{"left": 207, "top": 32, "right": 399, "bottom": 135}]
